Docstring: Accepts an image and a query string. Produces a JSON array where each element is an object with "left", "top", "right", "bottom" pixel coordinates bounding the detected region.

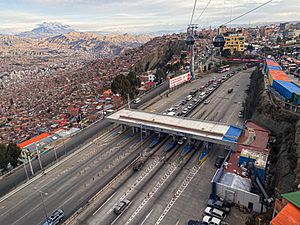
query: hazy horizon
[{"left": 0, "top": 0, "right": 300, "bottom": 34}]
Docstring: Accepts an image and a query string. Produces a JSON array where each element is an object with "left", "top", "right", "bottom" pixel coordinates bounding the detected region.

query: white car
[
  {"left": 204, "top": 207, "right": 226, "bottom": 220},
  {"left": 204, "top": 100, "right": 210, "bottom": 105},
  {"left": 133, "top": 98, "right": 141, "bottom": 104},
  {"left": 202, "top": 215, "right": 221, "bottom": 225}
]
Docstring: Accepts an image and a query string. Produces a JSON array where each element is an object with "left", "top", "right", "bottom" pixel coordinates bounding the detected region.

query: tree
[
  {"left": 6, "top": 143, "right": 21, "bottom": 167},
  {"left": 155, "top": 69, "right": 166, "bottom": 83},
  {"left": 127, "top": 71, "right": 141, "bottom": 97},
  {"left": 0, "top": 143, "right": 21, "bottom": 171},
  {"left": 111, "top": 74, "right": 131, "bottom": 99}
]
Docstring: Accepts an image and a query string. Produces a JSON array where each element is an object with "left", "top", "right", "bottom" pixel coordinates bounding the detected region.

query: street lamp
[{"left": 34, "top": 187, "right": 48, "bottom": 221}]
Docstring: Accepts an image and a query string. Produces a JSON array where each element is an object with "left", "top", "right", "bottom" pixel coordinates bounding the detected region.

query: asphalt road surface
[{"left": 73, "top": 67, "right": 254, "bottom": 225}]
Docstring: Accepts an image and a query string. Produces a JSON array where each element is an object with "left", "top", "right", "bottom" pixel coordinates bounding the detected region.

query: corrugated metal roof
[
  {"left": 282, "top": 191, "right": 300, "bottom": 208},
  {"left": 276, "top": 80, "right": 300, "bottom": 95},
  {"left": 18, "top": 133, "right": 50, "bottom": 148},
  {"left": 271, "top": 203, "right": 300, "bottom": 225}
]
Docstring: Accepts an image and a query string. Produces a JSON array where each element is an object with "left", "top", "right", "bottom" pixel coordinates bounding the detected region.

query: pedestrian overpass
[{"left": 107, "top": 109, "right": 243, "bottom": 148}]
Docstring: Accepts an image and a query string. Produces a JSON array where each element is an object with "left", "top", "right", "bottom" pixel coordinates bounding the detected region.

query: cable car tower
[{"left": 186, "top": 24, "right": 197, "bottom": 80}]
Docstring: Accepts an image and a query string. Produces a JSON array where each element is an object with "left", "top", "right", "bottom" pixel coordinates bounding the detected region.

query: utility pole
[
  {"left": 127, "top": 93, "right": 131, "bottom": 109},
  {"left": 186, "top": 24, "right": 198, "bottom": 80}
]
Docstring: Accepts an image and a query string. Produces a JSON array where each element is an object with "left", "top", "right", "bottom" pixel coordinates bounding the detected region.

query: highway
[
  {"left": 0, "top": 66, "right": 253, "bottom": 225},
  {"left": 75, "top": 66, "right": 254, "bottom": 225}
]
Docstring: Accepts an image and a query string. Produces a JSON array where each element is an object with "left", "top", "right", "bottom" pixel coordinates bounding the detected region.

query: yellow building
[{"left": 223, "top": 34, "right": 245, "bottom": 54}]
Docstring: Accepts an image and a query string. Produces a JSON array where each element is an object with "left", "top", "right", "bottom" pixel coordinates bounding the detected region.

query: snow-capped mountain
[{"left": 17, "top": 22, "right": 75, "bottom": 38}]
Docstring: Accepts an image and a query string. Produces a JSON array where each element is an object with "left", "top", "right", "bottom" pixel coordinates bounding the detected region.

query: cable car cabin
[
  {"left": 213, "top": 35, "right": 225, "bottom": 48},
  {"left": 186, "top": 35, "right": 195, "bottom": 45}
]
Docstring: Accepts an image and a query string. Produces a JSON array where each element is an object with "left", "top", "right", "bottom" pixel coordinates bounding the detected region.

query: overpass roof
[{"left": 107, "top": 109, "right": 242, "bottom": 146}]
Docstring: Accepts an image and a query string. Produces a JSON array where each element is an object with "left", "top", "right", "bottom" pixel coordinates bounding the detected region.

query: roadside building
[
  {"left": 271, "top": 191, "right": 300, "bottom": 225},
  {"left": 211, "top": 121, "right": 271, "bottom": 213},
  {"left": 223, "top": 34, "right": 246, "bottom": 54}
]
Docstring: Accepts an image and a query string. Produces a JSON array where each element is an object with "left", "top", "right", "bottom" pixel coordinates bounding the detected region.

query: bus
[{"left": 218, "top": 65, "right": 230, "bottom": 73}]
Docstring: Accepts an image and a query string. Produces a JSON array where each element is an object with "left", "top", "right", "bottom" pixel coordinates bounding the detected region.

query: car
[
  {"left": 188, "top": 219, "right": 208, "bottom": 225},
  {"left": 193, "top": 98, "right": 199, "bottom": 102},
  {"left": 133, "top": 160, "right": 144, "bottom": 171},
  {"left": 202, "top": 215, "right": 221, "bottom": 225},
  {"left": 182, "top": 109, "right": 188, "bottom": 114},
  {"left": 178, "top": 136, "right": 187, "bottom": 145},
  {"left": 237, "top": 68, "right": 242, "bottom": 71},
  {"left": 133, "top": 98, "right": 141, "bottom": 104},
  {"left": 114, "top": 199, "right": 130, "bottom": 215},
  {"left": 212, "top": 83, "right": 218, "bottom": 88},
  {"left": 207, "top": 199, "right": 231, "bottom": 213},
  {"left": 167, "top": 111, "right": 176, "bottom": 116},
  {"left": 199, "top": 85, "right": 205, "bottom": 91},
  {"left": 204, "top": 207, "right": 226, "bottom": 220},
  {"left": 43, "top": 209, "right": 64, "bottom": 225},
  {"left": 188, "top": 105, "right": 193, "bottom": 109},
  {"left": 215, "top": 156, "right": 225, "bottom": 168},
  {"left": 174, "top": 102, "right": 182, "bottom": 108},
  {"left": 238, "top": 111, "right": 244, "bottom": 118},
  {"left": 205, "top": 83, "right": 210, "bottom": 87},
  {"left": 227, "top": 88, "right": 233, "bottom": 94},
  {"left": 204, "top": 100, "right": 210, "bottom": 105},
  {"left": 168, "top": 107, "right": 175, "bottom": 112},
  {"left": 176, "top": 112, "right": 183, "bottom": 116},
  {"left": 186, "top": 95, "right": 193, "bottom": 101}
]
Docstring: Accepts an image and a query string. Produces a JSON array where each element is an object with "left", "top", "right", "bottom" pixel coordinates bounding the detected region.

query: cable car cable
[
  {"left": 189, "top": 0, "right": 198, "bottom": 25},
  {"left": 221, "top": 0, "right": 273, "bottom": 26},
  {"left": 194, "top": 0, "right": 213, "bottom": 24}
]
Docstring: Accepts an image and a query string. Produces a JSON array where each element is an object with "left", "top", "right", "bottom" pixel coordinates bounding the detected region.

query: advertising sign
[{"left": 169, "top": 72, "right": 191, "bottom": 88}]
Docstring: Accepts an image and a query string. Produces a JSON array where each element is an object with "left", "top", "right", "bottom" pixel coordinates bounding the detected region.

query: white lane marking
[
  {"left": 175, "top": 219, "right": 180, "bottom": 225},
  {"left": 107, "top": 158, "right": 161, "bottom": 213},
  {"left": 140, "top": 209, "right": 153, "bottom": 225},
  {"left": 154, "top": 162, "right": 206, "bottom": 225},
  {"left": 0, "top": 129, "right": 114, "bottom": 204},
  {"left": 93, "top": 193, "right": 116, "bottom": 216}
]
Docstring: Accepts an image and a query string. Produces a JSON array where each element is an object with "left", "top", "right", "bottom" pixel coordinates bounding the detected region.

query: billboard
[
  {"left": 225, "top": 58, "right": 264, "bottom": 63},
  {"left": 169, "top": 72, "right": 191, "bottom": 88}
]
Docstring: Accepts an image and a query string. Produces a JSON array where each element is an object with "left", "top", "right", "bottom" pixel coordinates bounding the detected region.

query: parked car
[
  {"left": 188, "top": 220, "right": 208, "bottom": 225},
  {"left": 202, "top": 215, "right": 221, "bottom": 225},
  {"left": 182, "top": 109, "right": 188, "bottom": 114},
  {"left": 207, "top": 199, "right": 231, "bottom": 213},
  {"left": 43, "top": 209, "right": 64, "bottom": 225},
  {"left": 215, "top": 156, "right": 225, "bottom": 168},
  {"left": 114, "top": 199, "right": 130, "bottom": 215},
  {"left": 204, "top": 207, "right": 226, "bottom": 220}
]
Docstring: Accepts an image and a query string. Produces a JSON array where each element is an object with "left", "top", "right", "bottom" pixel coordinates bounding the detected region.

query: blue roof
[
  {"left": 222, "top": 126, "right": 242, "bottom": 143},
  {"left": 276, "top": 80, "right": 300, "bottom": 95}
]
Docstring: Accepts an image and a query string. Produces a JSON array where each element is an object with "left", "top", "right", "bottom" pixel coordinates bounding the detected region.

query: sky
[{"left": 0, "top": 0, "right": 299, "bottom": 34}]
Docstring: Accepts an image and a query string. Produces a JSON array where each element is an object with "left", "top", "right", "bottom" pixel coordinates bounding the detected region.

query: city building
[
  {"left": 223, "top": 34, "right": 246, "bottom": 54},
  {"left": 271, "top": 191, "right": 300, "bottom": 225},
  {"left": 211, "top": 121, "right": 271, "bottom": 213}
]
